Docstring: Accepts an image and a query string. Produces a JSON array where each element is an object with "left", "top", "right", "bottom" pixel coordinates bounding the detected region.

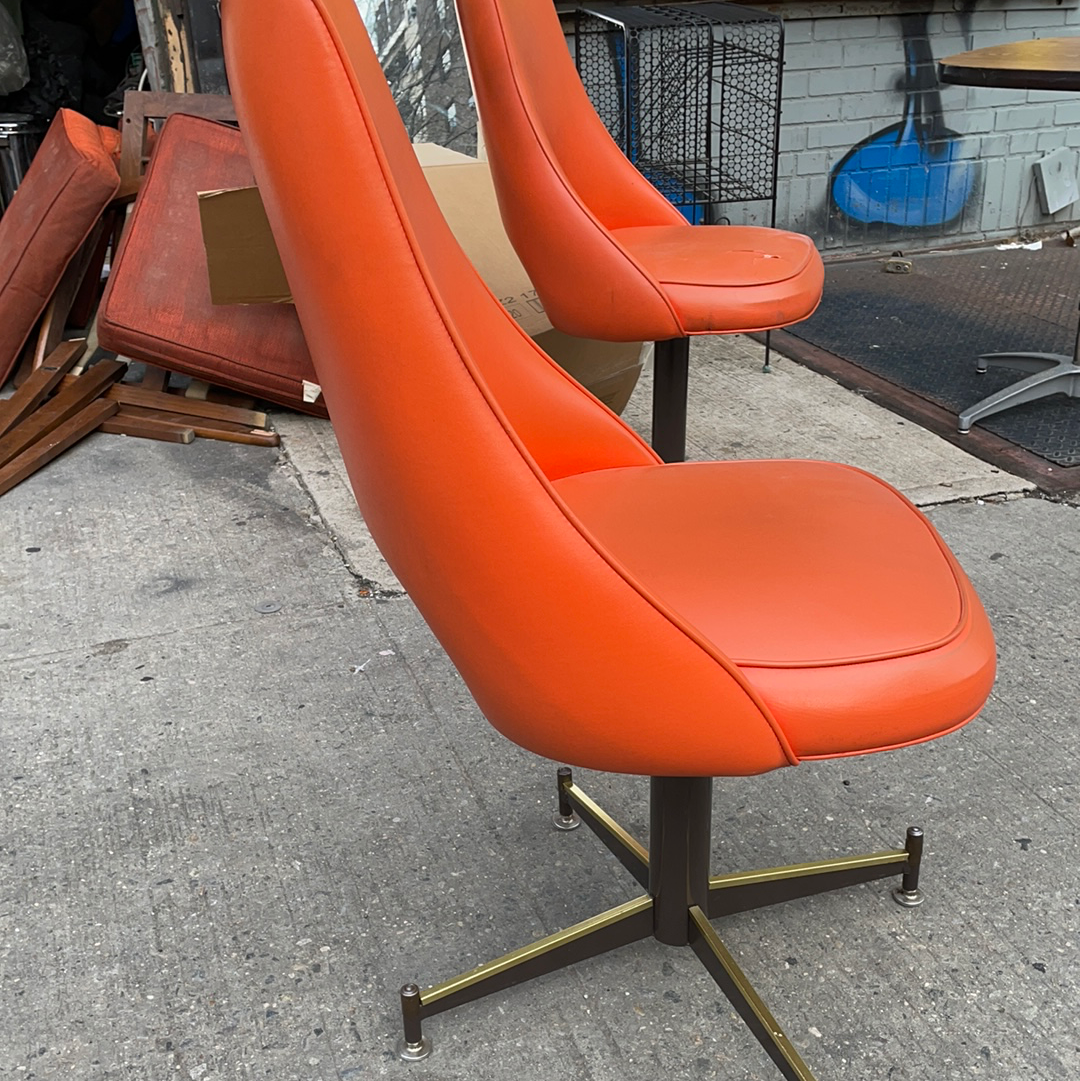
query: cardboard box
[
  {"left": 198, "top": 145, "right": 642, "bottom": 412},
  {"left": 416, "top": 146, "right": 550, "bottom": 337},
  {"left": 533, "top": 328, "right": 643, "bottom": 417},
  {"left": 198, "top": 184, "right": 291, "bottom": 306}
]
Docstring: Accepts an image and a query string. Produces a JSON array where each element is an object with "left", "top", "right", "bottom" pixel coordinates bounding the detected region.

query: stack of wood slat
[
  {"left": 0, "top": 342, "right": 279, "bottom": 499},
  {"left": 0, "top": 90, "right": 295, "bottom": 501}
]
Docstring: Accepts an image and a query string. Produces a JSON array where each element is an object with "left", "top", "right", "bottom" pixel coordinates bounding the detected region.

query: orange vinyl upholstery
[
  {"left": 0, "top": 110, "right": 120, "bottom": 384},
  {"left": 219, "top": 0, "right": 994, "bottom": 779},
  {"left": 453, "top": 0, "right": 824, "bottom": 343}
]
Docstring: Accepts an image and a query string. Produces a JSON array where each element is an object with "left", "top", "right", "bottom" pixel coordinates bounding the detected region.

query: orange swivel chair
[
  {"left": 221, "top": 1, "right": 995, "bottom": 1077},
  {"left": 453, "top": 0, "right": 824, "bottom": 462}
]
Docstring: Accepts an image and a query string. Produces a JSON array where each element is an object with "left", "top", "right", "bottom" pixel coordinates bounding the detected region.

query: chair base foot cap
[
  {"left": 397, "top": 1036, "right": 433, "bottom": 1062},
  {"left": 892, "top": 886, "right": 925, "bottom": 908}
]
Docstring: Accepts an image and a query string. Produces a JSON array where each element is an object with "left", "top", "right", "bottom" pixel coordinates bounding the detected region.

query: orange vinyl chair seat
[
  {"left": 610, "top": 224, "right": 821, "bottom": 334},
  {"left": 452, "top": 0, "right": 826, "bottom": 345},
  {"left": 554, "top": 459, "right": 991, "bottom": 764},
  {"left": 220, "top": 0, "right": 996, "bottom": 1071},
  {"left": 98, "top": 113, "right": 326, "bottom": 416},
  {"left": 218, "top": 0, "right": 996, "bottom": 815}
]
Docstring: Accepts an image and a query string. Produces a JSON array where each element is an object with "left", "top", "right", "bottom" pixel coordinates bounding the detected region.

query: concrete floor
[{"left": 2, "top": 336, "right": 1078, "bottom": 1079}]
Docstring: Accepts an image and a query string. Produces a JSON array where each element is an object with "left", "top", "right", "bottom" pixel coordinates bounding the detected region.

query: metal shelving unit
[{"left": 572, "top": 3, "right": 784, "bottom": 224}]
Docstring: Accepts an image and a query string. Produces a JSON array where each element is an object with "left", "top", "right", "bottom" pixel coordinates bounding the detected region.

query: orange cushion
[
  {"left": 99, "top": 125, "right": 121, "bottom": 160},
  {"left": 554, "top": 459, "right": 995, "bottom": 760},
  {"left": 98, "top": 113, "right": 326, "bottom": 416},
  {"left": 0, "top": 109, "right": 120, "bottom": 384},
  {"left": 611, "top": 224, "right": 825, "bottom": 334}
]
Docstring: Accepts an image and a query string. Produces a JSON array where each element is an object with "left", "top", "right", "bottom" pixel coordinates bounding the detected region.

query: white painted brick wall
[{"left": 727, "top": 0, "right": 1080, "bottom": 253}]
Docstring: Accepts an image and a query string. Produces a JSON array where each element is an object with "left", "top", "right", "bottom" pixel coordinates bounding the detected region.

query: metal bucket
[{"left": 0, "top": 113, "right": 45, "bottom": 213}]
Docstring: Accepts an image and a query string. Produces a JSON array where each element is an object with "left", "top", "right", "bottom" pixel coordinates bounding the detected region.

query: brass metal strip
[
  {"left": 421, "top": 894, "right": 654, "bottom": 1014},
  {"left": 707, "top": 848, "right": 909, "bottom": 917},
  {"left": 710, "top": 849, "right": 908, "bottom": 890},
  {"left": 689, "top": 905, "right": 819, "bottom": 1081}
]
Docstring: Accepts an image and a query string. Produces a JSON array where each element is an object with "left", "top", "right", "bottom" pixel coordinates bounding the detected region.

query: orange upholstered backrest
[
  {"left": 455, "top": 0, "right": 688, "bottom": 340},
  {"left": 0, "top": 110, "right": 120, "bottom": 383},
  {"left": 220, "top": 0, "right": 789, "bottom": 776}
]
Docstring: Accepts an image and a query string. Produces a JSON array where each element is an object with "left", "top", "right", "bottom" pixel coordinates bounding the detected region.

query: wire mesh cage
[{"left": 572, "top": 3, "right": 784, "bottom": 223}]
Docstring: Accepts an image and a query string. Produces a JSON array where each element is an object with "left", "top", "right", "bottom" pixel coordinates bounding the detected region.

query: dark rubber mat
[{"left": 784, "top": 243, "right": 1080, "bottom": 466}]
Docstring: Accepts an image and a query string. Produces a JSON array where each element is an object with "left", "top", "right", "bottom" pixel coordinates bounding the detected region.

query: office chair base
[
  {"left": 957, "top": 351, "right": 1080, "bottom": 432},
  {"left": 398, "top": 770, "right": 926, "bottom": 1081}
]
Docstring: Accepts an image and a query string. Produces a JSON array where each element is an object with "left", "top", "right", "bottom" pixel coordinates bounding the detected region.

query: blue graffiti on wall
[{"left": 830, "top": 12, "right": 976, "bottom": 228}]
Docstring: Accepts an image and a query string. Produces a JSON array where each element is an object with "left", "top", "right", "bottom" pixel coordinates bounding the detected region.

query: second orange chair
[{"left": 454, "top": 0, "right": 824, "bottom": 461}]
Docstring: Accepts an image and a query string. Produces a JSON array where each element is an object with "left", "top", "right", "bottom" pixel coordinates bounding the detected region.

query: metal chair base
[
  {"left": 958, "top": 351, "right": 1080, "bottom": 433},
  {"left": 399, "top": 768, "right": 925, "bottom": 1081}
]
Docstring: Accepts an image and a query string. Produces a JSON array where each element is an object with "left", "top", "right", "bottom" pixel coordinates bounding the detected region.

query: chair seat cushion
[
  {"left": 0, "top": 109, "right": 121, "bottom": 384},
  {"left": 553, "top": 459, "right": 995, "bottom": 760},
  {"left": 611, "top": 224, "right": 824, "bottom": 334},
  {"left": 98, "top": 113, "right": 326, "bottom": 416}
]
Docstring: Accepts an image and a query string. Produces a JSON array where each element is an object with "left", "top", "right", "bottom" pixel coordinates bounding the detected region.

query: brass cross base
[{"left": 398, "top": 768, "right": 924, "bottom": 1080}]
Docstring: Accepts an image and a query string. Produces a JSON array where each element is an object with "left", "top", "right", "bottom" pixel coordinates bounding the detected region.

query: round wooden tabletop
[{"left": 939, "top": 36, "right": 1080, "bottom": 91}]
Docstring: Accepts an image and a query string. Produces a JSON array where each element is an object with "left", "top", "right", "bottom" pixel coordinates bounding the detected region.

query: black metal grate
[{"left": 573, "top": 3, "right": 783, "bottom": 219}]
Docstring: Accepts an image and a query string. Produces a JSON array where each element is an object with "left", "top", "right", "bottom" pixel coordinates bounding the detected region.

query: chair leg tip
[
  {"left": 892, "top": 886, "right": 925, "bottom": 908},
  {"left": 396, "top": 1036, "right": 433, "bottom": 1061}
]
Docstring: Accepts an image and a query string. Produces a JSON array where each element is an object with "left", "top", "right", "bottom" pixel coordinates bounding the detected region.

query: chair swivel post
[
  {"left": 649, "top": 775, "right": 712, "bottom": 945},
  {"left": 652, "top": 337, "right": 690, "bottom": 463}
]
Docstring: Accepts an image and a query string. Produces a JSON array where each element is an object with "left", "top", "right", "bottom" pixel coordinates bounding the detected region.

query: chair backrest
[
  {"left": 454, "top": 0, "right": 687, "bottom": 340},
  {"left": 220, "top": 0, "right": 790, "bottom": 777},
  {"left": 117, "top": 90, "right": 236, "bottom": 198}
]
